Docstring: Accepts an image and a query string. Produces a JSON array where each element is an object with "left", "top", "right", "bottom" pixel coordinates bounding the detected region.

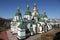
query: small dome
[
  {"left": 25, "top": 5, "right": 31, "bottom": 15},
  {"left": 18, "top": 21, "right": 27, "bottom": 29},
  {"left": 25, "top": 10, "right": 31, "bottom": 15},
  {"left": 15, "top": 7, "right": 21, "bottom": 16},
  {"left": 15, "top": 12, "right": 21, "bottom": 16}
]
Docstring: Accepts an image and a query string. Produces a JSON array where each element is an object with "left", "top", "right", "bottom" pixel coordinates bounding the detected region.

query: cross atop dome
[
  {"left": 26, "top": 4, "right": 29, "bottom": 10},
  {"left": 17, "top": 7, "right": 20, "bottom": 12}
]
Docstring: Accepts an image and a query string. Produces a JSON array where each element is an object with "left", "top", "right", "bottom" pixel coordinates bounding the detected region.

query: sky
[{"left": 0, "top": 0, "right": 60, "bottom": 19}]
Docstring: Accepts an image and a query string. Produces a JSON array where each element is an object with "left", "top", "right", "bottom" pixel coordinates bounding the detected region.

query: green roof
[
  {"left": 15, "top": 12, "right": 21, "bottom": 16},
  {"left": 25, "top": 10, "right": 31, "bottom": 15},
  {"left": 18, "top": 21, "right": 27, "bottom": 29},
  {"left": 25, "top": 5, "right": 31, "bottom": 15},
  {"left": 15, "top": 8, "right": 21, "bottom": 16}
]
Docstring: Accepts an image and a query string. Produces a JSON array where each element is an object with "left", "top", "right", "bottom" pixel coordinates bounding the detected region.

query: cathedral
[{"left": 11, "top": 2, "right": 52, "bottom": 39}]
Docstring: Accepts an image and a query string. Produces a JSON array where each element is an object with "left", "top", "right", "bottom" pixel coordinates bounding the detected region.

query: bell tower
[{"left": 32, "top": 0, "right": 39, "bottom": 16}]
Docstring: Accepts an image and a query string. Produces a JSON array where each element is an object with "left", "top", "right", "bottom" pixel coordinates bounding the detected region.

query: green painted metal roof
[
  {"left": 18, "top": 21, "right": 27, "bottom": 29},
  {"left": 15, "top": 8, "right": 21, "bottom": 16},
  {"left": 15, "top": 12, "right": 21, "bottom": 16},
  {"left": 25, "top": 10, "right": 31, "bottom": 15}
]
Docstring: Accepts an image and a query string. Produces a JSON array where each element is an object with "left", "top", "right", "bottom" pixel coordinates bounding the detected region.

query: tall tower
[
  {"left": 11, "top": 7, "right": 22, "bottom": 34},
  {"left": 24, "top": 4, "right": 31, "bottom": 20},
  {"left": 32, "top": 1, "right": 39, "bottom": 16},
  {"left": 13, "top": 7, "right": 22, "bottom": 21}
]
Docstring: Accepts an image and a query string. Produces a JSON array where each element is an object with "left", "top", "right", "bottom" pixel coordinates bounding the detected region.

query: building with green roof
[
  {"left": 10, "top": 2, "right": 52, "bottom": 40},
  {"left": 18, "top": 21, "right": 27, "bottom": 29},
  {"left": 24, "top": 5, "right": 32, "bottom": 20},
  {"left": 15, "top": 7, "right": 21, "bottom": 16}
]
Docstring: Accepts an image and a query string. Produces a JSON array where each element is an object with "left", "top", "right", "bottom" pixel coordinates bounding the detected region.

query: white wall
[
  {"left": 32, "top": 12, "right": 38, "bottom": 16},
  {"left": 32, "top": 24, "right": 36, "bottom": 34},
  {"left": 47, "top": 23, "right": 52, "bottom": 30},
  {"left": 11, "top": 22, "right": 20, "bottom": 34},
  {"left": 24, "top": 15, "right": 31, "bottom": 20},
  {"left": 17, "top": 28, "right": 26, "bottom": 39}
]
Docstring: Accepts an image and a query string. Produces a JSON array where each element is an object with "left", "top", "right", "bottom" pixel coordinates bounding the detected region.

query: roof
[
  {"left": 15, "top": 7, "right": 21, "bottom": 16},
  {"left": 25, "top": 10, "right": 31, "bottom": 15},
  {"left": 15, "top": 12, "right": 21, "bottom": 16},
  {"left": 18, "top": 21, "right": 27, "bottom": 29},
  {"left": 25, "top": 5, "right": 31, "bottom": 15}
]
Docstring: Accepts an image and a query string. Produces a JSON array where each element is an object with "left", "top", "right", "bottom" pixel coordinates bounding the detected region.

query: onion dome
[
  {"left": 33, "top": 3, "right": 38, "bottom": 13},
  {"left": 25, "top": 5, "right": 31, "bottom": 15},
  {"left": 18, "top": 21, "right": 27, "bottom": 29},
  {"left": 15, "top": 7, "right": 21, "bottom": 16}
]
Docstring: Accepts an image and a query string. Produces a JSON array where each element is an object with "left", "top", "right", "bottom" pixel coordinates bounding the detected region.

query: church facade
[{"left": 11, "top": 3, "right": 52, "bottom": 39}]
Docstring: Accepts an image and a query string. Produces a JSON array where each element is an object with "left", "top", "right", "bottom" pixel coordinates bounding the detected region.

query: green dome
[
  {"left": 15, "top": 12, "right": 21, "bottom": 16},
  {"left": 15, "top": 7, "right": 21, "bottom": 16},
  {"left": 25, "top": 5, "right": 31, "bottom": 15},
  {"left": 25, "top": 10, "right": 31, "bottom": 15},
  {"left": 18, "top": 21, "right": 27, "bottom": 29}
]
